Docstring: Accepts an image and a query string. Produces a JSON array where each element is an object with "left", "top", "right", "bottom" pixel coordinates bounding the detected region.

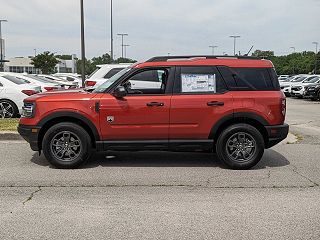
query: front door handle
[
  {"left": 147, "top": 102, "right": 164, "bottom": 107},
  {"left": 207, "top": 101, "right": 224, "bottom": 107}
]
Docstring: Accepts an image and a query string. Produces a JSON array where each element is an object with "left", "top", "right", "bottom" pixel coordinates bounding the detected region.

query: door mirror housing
[{"left": 113, "top": 86, "right": 127, "bottom": 98}]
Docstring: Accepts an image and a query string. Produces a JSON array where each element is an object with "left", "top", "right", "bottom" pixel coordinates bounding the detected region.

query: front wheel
[
  {"left": 216, "top": 124, "right": 265, "bottom": 170},
  {"left": 42, "top": 122, "right": 92, "bottom": 169}
]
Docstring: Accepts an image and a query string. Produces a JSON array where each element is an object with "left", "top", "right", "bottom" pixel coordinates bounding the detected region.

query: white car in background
[
  {"left": 0, "top": 75, "right": 41, "bottom": 118},
  {"left": 0, "top": 72, "right": 61, "bottom": 92},
  {"left": 280, "top": 75, "right": 309, "bottom": 96},
  {"left": 278, "top": 75, "right": 290, "bottom": 81},
  {"left": 291, "top": 76, "right": 320, "bottom": 98},
  {"left": 36, "top": 74, "right": 78, "bottom": 89},
  {"left": 85, "top": 64, "right": 131, "bottom": 89},
  {"left": 53, "top": 73, "right": 83, "bottom": 87}
]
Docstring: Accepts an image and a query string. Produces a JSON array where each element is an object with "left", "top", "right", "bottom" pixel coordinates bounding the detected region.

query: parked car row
[
  {"left": 0, "top": 72, "right": 82, "bottom": 118},
  {"left": 279, "top": 74, "right": 320, "bottom": 100},
  {"left": 0, "top": 64, "right": 134, "bottom": 118}
]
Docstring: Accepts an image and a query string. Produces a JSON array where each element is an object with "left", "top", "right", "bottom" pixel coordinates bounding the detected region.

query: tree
[
  {"left": 31, "top": 51, "right": 60, "bottom": 74},
  {"left": 115, "top": 57, "right": 137, "bottom": 64},
  {"left": 252, "top": 50, "right": 274, "bottom": 59}
]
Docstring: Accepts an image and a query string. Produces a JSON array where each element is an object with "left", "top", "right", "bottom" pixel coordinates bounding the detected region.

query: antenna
[{"left": 245, "top": 45, "right": 254, "bottom": 56}]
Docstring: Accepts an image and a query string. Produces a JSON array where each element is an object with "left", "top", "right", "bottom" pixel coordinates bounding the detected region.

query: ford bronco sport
[{"left": 18, "top": 56, "right": 289, "bottom": 170}]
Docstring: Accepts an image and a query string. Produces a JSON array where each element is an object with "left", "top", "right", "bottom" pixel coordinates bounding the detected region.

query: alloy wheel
[
  {"left": 226, "top": 132, "right": 257, "bottom": 163},
  {"left": 50, "top": 131, "right": 82, "bottom": 162},
  {"left": 0, "top": 101, "right": 14, "bottom": 119}
]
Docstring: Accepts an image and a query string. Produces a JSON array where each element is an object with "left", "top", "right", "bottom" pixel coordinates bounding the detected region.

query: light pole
[
  {"left": 123, "top": 44, "right": 130, "bottom": 59},
  {"left": 34, "top": 49, "right": 37, "bottom": 57},
  {"left": 117, "top": 33, "right": 128, "bottom": 59},
  {"left": 0, "top": 19, "right": 8, "bottom": 72},
  {"left": 229, "top": 35, "right": 240, "bottom": 56},
  {"left": 110, "top": 0, "right": 114, "bottom": 62},
  {"left": 80, "top": 0, "right": 86, "bottom": 86},
  {"left": 290, "top": 47, "right": 296, "bottom": 74},
  {"left": 209, "top": 45, "right": 218, "bottom": 55},
  {"left": 313, "top": 42, "right": 318, "bottom": 74}
]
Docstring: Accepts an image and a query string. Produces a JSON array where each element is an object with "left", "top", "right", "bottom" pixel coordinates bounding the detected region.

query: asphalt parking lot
[{"left": 0, "top": 97, "right": 320, "bottom": 240}]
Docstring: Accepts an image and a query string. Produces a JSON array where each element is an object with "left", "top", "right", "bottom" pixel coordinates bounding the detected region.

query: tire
[
  {"left": 0, "top": 99, "right": 19, "bottom": 118},
  {"left": 42, "top": 122, "right": 92, "bottom": 169},
  {"left": 216, "top": 124, "right": 265, "bottom": 170}
]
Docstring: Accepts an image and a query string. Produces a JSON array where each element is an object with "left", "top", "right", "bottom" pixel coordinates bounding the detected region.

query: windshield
[
  {"left": 303, "top": 76, "right": 317, "bottom": 82},
  {"left": 24, "top": 75, "right": 56, "bottom": 84},
  {"left": 292, "top": 77, "right": 306, "bottom": 82},
  {"left": 88, "top": 67, "right": 101, "bottom": 79},
  {"left": 307, "top": 77, "right": 320, "bottom": 83},
  {"left": 93, "top": 68, "right": 131, "bottom": 93},
  {"left": 2, "top": 75, "right": 27, "bottom": 85}
]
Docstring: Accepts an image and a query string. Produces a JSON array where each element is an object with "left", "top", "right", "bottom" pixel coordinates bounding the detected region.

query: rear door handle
[
  {"left": 207, "top": 101, "right": 224, "bottom": 107},
  {"left": 147, "top": 102, "right": 164, "bottom": 107}
]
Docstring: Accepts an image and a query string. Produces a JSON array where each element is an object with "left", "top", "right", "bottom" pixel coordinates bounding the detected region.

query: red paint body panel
[
  {"left": 20, "top": 90, "right": 101, "bottom": 137},
  {"left": 232, "top": 91, "right": 285, "bottom": 125},
  {"left": 98, "top": 94, "right": 171, "bottom": 140},
  {"left": 169, "top": 93, "right": 234, "bottom": 139}
]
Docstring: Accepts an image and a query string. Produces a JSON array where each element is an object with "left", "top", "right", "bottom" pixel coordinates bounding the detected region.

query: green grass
[{"left": 0, "top": 118, "right": 19, "bottom": 131}]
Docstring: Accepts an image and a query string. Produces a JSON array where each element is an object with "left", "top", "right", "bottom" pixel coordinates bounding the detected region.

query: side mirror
[{"left": 113, "top": 86, "right": 127, "bottom": 98}]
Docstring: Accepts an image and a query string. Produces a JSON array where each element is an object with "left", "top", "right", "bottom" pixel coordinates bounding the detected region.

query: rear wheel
[
  {"left": 0, "top": 99, "right": 18, "bottom": 118},
  {"left": 216, "top": 124, "right": 265, "bottom": 170},
  {"left": 42, "top": 122, "right": 92, "bottom": 169}
]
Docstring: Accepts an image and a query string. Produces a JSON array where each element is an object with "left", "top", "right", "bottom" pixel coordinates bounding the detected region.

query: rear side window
[
  {"left": 104, "top": 68, "right": 124, "bottom": 79},
  {"left": 2, "top": 75, "right": 27, "bottom": 85},
  {"left": 217, "top": 67, "right": 279, "bottom": 90},
  {"left": 175, "top": 66, "right": 227, "bottom": 94}
]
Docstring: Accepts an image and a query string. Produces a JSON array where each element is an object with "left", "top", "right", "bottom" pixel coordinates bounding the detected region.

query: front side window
[
  {"left": 176, "top": 66, "right": 227, "bottom": 94},
  {"left": 122, "top": 68, "right": 169, "bottom": 95}
]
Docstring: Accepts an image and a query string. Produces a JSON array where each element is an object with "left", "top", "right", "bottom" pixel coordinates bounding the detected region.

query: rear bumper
[
  {"left": 265, "top": 124, "right": 289, "bottom": 148},
  {"left": 18, "top": 124, "right": 41, "bottom": 151}
]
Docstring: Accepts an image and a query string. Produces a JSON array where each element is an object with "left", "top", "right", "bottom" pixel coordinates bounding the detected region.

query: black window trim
[{"left": 107, "top": 66, "right": 175, "bottom": 96}]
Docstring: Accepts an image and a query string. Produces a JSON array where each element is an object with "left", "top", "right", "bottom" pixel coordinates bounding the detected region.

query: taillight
[
  {"left": 85, "top": 81, "right": 96, "bottom": 87},
  {"left": 22, "top": 90, "right": 37, "bottom": 96},
  {"left": 44, "top": 87, "right": 58, "bottom": 91},
  {"left": 281, "top": 98, "right": 286, "bottom": 116}
]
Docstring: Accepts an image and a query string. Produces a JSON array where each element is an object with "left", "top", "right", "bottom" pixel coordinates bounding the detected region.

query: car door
[
  {"left": 169, "top": 66, "right": 234, "bottom": 139},
  {"left": 99, "top": 67, "right": 173, "bottom": 141}
]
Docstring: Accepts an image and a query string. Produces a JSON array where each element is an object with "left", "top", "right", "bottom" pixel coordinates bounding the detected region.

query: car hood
[{"left": 25, "top": 88, "right": 97, "bottom": 102}]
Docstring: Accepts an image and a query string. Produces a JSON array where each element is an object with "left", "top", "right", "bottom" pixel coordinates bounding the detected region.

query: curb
[{"left": 0, "top": 132, "right": 23, "bottom": 141}]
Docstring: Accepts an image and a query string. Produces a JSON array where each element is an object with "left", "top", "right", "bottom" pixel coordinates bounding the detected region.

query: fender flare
[
  {"left": 209, "top": 112, "right": 269, "bottom": 139},
  {"left": 38, "top": 111, "right": 100, "bottom": 141}
]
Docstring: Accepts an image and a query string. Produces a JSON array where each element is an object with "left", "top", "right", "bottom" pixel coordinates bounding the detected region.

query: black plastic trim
[
  {"left": 37, "top": 111, "right": 100, "bottom": 141},
  {"left": 96, "top": 139, "right": 213, "bottom": 152},
  {"left": 18, "top": 125, "right": 41, "bottom": 151}
]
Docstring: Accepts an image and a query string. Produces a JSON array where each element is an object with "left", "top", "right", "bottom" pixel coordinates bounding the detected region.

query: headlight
[{"left": 21, "top": 102, "right": 36, "bottom": 118}]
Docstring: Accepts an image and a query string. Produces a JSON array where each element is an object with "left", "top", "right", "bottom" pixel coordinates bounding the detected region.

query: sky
[{"left": 0, "top": 0, "right": 319, "bottom": 61}]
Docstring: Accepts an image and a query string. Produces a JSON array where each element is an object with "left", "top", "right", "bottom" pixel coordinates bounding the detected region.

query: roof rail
[{"left": 146, "top": 55, "right": 261, "bottom": 62}]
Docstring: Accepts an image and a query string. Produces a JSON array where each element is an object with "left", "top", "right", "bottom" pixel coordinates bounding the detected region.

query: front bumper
[
  {"left": 265, "top": 124, "right": 289, "bottom": 148},
  {"left": 18, "top": 125, "right": 41, "bottom": 151}
]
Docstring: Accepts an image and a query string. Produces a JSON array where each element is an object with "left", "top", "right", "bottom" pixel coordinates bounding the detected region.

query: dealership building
[{"left": 3, "top": 56, "right": 77, "bottom": 74}]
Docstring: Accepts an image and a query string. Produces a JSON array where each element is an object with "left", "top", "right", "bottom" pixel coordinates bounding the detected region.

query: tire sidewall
[
  {"left": 216, "top": 124, "right": 265, "bottom": 170},
  {"left": 42, "top": 122, "right": 92, "bottom": 168}
]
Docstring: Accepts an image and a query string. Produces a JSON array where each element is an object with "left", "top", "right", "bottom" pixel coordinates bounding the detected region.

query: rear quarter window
[
  {"left": 104, "top": 68, "right": 124, "bottom": 79},
  {"left": 217, "top": 67, "right": 279, "bottom": 91}
]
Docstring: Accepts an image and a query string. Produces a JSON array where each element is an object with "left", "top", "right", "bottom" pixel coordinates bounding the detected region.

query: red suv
[{"left": 18, "top": 56, "right": 289, "bottom": 170}]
